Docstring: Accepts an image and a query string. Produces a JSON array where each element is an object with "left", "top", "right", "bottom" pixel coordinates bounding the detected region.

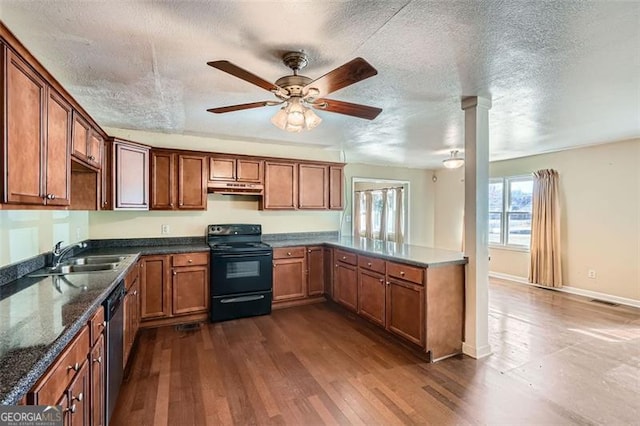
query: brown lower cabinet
[
  {"left": 306, "top": 246, "right": 324, "bottom": 296},
  {"left": 89, "top": 334, "right": 105, "bottom": 426},
  {"left": 357, "top": 268, "right": 386, "bottom": 326},
  {"left": 273, "top": 247, "right": 306, "bottom": 302},
  {"left": 334, "top": 260, "right": 358, "bottom": 312},
  {"left": 27, "top": 325, "right": 91, "bottom": 425},
  {"left": 140, "top": 252, "right": 209, "bottom": 327},
  {"left": 385, "top": 278, "right": 425, "bottom": 346}
]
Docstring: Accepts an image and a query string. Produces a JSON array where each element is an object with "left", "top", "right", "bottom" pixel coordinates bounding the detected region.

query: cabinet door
[
  {"left": 334, "top": 262, "right": 358, "bottom": 311},
  {"left": 140, "top": 256, "right": 170, "bottom": 319},
  {"left": 323, "top": 248, "right": 333, "bottom": 298},
  {"left": 5, "top": 49, "right": 46, "bottom": 205},
  {"left": 209, "top": 157, "right": 236, "bottom": 181},
  {"left": 273, "top": 257, "right": 306, "bottom": 301},
  {"left": 386, "top": 278, "right": 425, "bottom": 346},
  {"left": 263, "top": 161, "right": 297, "bottom": 209},
  {"left": 87, "top": 130, "right": 102, "bottom": 168},
  {"left": 298, "top": 164, "right": 328, "bottom": 209},
  {"left": 150, "top": 151, "right": 175, "bottom": 209},
  {"left": 307, "top": 246, "right": 324, "bottom": 296},
  {"left": 67, "top": 360, "right": 89, "bottom": 426},
  {"left": 115, "top": 142, "right": 149, "bottom": 209},
  {"left": 45, "top": 90, "right": 72, "bottom": 206},
  {"left": 171, "top": 265, "right": 208, "bottom": 315},
  {"left": 329, "top": 166, "right": 344, "bottom": 210},
  {"left": 237, "top": 159, "right": 263, "bottom": 183},
  {"left": 72, "top": 112, "right": 90, "bottom": 161},
  {"left": 358, "top": 269, "right": 386, "bottom": 326},
  {"left": 90, "top": 335, "right": 105, "bottom": 426},
  {"left": 177, "top": 154, "right": 207, "bottom": 209}
]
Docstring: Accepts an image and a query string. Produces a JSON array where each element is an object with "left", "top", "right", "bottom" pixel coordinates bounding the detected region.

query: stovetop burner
[{"left": 207, "top": 224, "right": 271, "bottom": 253}]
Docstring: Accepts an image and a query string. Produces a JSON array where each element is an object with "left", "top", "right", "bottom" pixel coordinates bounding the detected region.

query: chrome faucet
[{"left": 51, "top": 241, "right": 87, "bottom": 267}]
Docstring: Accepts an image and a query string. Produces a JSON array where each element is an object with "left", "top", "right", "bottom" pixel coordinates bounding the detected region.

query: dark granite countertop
[
  {"left": 0, "top": 239, "right": 209, "bottom": 405},
  {"left": 266, "top": 235, "right": 467, "bottom": 267}
]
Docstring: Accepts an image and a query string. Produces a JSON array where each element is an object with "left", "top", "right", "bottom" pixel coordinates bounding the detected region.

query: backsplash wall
[{"left": 0, "top": 211, "right": 89, "bottom": 268}]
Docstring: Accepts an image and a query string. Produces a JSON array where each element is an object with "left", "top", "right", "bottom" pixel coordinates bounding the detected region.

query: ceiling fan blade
[
  {"left": 305, "top": 58, "right": 378, "bottom": 97},
  {"left": 207, "top": 101, "right": 278, "bottom": 114},
  {"left": 313, "top": 98, "right": 382, "bottom": 120},
  {"left": 208, "top": 60, "right": 281, "bottom": 93}
]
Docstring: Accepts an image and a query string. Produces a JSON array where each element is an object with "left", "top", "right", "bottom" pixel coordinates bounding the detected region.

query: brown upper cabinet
[
  {"left": 72, "top": 111, "right": 102, "bottom": 169},
  {"left": 102, "top": 138, "right": 149, "bottom": 210},
  {"left": 299, "top": 164, "right": 328, "bottom": 209},
  {"left": 209, "top": 155, "right": 263, "bottom": 183},
  {"left": 2, "top": 47, "right": 71, "bottom": 206},
  {"left": 262, "top": 161, "right": 344, "bottom": 211},
  {"left": 150, "top": 150, "right": 207, "bottom": 210},
  {"left": 262, "top": 161, "right": 297, "bottom": 210}
]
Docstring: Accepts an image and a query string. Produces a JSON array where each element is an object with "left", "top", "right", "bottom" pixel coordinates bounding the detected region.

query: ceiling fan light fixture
[
  {"left": 270, "top": 97, "right": 321, "bottom": 132},
  {"left": 443, "top": 150, "right": 465, "bottom": 169}
]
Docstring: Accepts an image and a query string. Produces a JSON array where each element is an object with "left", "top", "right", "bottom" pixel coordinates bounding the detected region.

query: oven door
[{"left": 211, "top": 251, "right": 273, "bottom": 296}]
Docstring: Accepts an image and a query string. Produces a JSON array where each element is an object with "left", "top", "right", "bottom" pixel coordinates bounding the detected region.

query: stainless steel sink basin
[
  {"left": 28, "top": 262, "right": 120, "bottom": 277},
  {"left": 66, "top": 255, "right": 127, "bottom": 265}
]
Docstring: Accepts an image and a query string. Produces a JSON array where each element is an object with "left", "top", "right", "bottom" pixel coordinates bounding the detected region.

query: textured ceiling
[{"left": 1, "top": 1, "right": 638, "bottom": 168}]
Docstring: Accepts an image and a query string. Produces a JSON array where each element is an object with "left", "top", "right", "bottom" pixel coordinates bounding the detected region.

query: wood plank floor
[{"left": 112, "top": 280, "right": 640, "bottom": 425}]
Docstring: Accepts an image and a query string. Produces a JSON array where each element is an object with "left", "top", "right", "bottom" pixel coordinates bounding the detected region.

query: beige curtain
[
  {"left": 529, "top": 169, "right": 562, "bottom": 287},
  {"left": 364, "top": 191, "right": 374, "bottom": 239},
  {"left": 394, "top": 188, "right": 404, "bottom": 244},
  {"left": 353, "top": 191, "right": 362, "bottom": 237},
  {"left": 379, "top": 189, "right": 388, "bottom": 240}
]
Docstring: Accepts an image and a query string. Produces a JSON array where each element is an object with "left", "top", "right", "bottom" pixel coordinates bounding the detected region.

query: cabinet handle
[
  {"left": 65, "top": 404, "right": 77, "bottom": 414},
  {"left": 172, "top": 271, "right": 177, "bottom": 276},
  {"left": 188, "top": 259, "right": 193, "bottom": 263},
  {"left": 140, "top": 263, "right": 144, "bottom": 268},
  {"left": 386, "top": 282, "right": 390, "bottom": 286},
  {"left": 133, "top": 290, "right": 138, "bottom": 296},
  {"left": 308, "top": 249, "right": 311, "bottom": 253},
  {"left": 89, "top": 155, "right": 95, "bottom": 161},
  {"left": 287, "top": 252, "right": 292, "bottom": 256},
  {"left": 67, "top": 362, "right": 80, "bottom": 372},
  {"left": 342, "top": 256, "right": 346, "bottom": 260},
  {"left": 367, "top": 262, "right": 372, "bottom": 267},
  {"left": 400, "top": 271, "right": 405, "bottom": 276},
  {"left": 335, "top": 264, "right": 338, "bottom": 268},
  {"left": 93, "top": 356, "right": 102, "bottom": 364},
  {"left": 73, "top": 392, "right": 84, "bottom": 402},
  {"left": 99, "top": 321, "right": 106, "bottom": 328},
  {"left": 379, "top": 279, "right": 384, "bottom": 284},
  {"left": 170, "top": 203, "right": 174, "bottom": 207}
]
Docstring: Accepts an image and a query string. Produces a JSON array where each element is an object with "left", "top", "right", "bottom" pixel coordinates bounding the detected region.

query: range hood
[{"left": 207, "top": 181, "right": 264, "bottom": 196}]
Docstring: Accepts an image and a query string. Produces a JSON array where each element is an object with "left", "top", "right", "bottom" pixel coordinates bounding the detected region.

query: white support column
[{"left": 461, "top": 96, "right": 492, "bottom": 359}]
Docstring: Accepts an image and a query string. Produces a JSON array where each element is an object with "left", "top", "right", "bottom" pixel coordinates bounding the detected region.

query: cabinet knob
[
  {"left": 73, "top": 392, "right": 84, "bottom": 402},
  {"left": 308, "top": 249, "right": 311, "bottom": 253},
  {"left": 89, "top": 155, "right": 96, "bottom": 161},
  {"left": 133, "top": 290, "right": 138, "bottom": 296},
  {"left": 400, "top": 271, "right": 405, "bottom": 276},
  {"left": 379, "top": 279, "right": 384, "bottom": 284},
  {"left": 44, "top": 194, "right": 56, "bottom": 200},
  {"left": 386, "top": 282, "right": 390, "bottom": 286},
  {"left": 367, "top": 262, "right": 372, "bottom": 267},
  {"left": 342, "top": 256, "right": 346, "bottom": 260},
  {"left": 172, "top": 271, "right": 177, "bottom": 276},
  {"left": 93, "top": 356, "right": 102, "bottom": 364},
  {"left": 67, "top": 362, "right": 80, "bottom": 372},
  {"left": 188, "top": 259, "right": 193, "bottom": 263},
  {"left": 100, "top": 321, "right": 106, "bottom": 328},
  {"left": 287, "top": 252, "right": 292, "bottom": 256},
  {"left": 65, "top": 404, "right": 77, "bottom": 414},
  {"left": 170, "top": 203, "right": 174, "bottom": 207},
  {"left": 335, "top": 264, "right": 338, "bottom": 268}
]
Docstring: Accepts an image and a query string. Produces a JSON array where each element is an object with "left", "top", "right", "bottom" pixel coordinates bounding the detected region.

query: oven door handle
[
  {"left": 213, "top": 252, "right": 272, "bottom": 259},
  {"left": 220, "top": 295, "right": 266, "bottom": 304}
]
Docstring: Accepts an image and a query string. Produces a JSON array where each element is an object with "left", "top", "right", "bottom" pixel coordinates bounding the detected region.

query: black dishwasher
[{"left": 104, "top": 281, "right": 125, "bottom": 425}]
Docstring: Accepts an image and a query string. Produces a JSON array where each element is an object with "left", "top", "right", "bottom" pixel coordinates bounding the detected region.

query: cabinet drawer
[
  {"left": 335, "top": 249, "right": 357, "bottom": 266},
  {"left": 387, "top": 262, "right": 424, "bottom": 285},
  {"left": 29, "top": 326, "right": 90, "bottom": 404},
  {"left": 273, "top": 247, "right": 306, "bottom": 259},
  {"left": 358, "top": 255, "right": 385, "bottom": 274},
  {"left": 172, "top": 252, "right": 209, "bottom": 267},
  {"left": 89, "top": 306, "right": 105, "bottom": 347}
]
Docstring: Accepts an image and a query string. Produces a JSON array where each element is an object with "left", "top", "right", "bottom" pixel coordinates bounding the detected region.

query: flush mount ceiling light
[
  {"left": 443, "top": 150, "right": 465, "bottom": 169},
  {"left": 207, "top": 51, "right": 382, "bottom": 132}
]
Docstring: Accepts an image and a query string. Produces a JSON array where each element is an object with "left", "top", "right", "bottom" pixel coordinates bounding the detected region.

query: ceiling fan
[{"left": 207, "top": 51, "right": 382, "bottom": 132}]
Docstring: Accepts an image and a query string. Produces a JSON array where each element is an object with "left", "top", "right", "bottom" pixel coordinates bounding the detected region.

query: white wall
[
  {"left": 434, "top": 138, "right": 640, "bottom": 301},
  {"left": 0, "top": 211, "right": 89, "bottom": 267},
  {"left": 343, "top": 163, "right": 435, "bottom": 246}
]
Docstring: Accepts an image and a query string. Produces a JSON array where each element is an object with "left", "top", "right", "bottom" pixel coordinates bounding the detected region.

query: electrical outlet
[
  {"left": 161, "top": 224, "right": 170, "bottom": 235},
  {"left": 587, "top": 269, "right": 597, "bottom": 279}
]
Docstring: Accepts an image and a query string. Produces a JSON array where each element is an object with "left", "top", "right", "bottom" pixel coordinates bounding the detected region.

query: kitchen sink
[
  {"left": 28, "top": 261, "right": 121, "bottom": 277},
  {"left": 66, "top": 255, "right": 128, "bottom": 265}
]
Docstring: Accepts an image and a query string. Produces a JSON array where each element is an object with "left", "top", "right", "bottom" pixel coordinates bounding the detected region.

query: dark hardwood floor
[{"left": 112, "top": 280, "right": 640, "bottom": 425}]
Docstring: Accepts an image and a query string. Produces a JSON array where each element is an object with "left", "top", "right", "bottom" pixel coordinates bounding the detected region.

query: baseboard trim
[
  {"left": 489, "top": 272, "right": 640, "bottom": 309},
  {"left": 462, "top": 342, "right": 492, "bottom": 359}
]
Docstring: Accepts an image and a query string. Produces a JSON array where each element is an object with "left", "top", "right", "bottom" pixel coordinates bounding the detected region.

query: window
[
  {"left": 489, "top": 175, "right": 533, "bottom": 248},
  {"left": 354, "top": 186, "right": 406, "bottom": 243}
]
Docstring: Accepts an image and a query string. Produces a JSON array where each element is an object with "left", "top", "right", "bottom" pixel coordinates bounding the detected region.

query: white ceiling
[{"left": 1, "top": 1, "right": 638, "bottom": 169}]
